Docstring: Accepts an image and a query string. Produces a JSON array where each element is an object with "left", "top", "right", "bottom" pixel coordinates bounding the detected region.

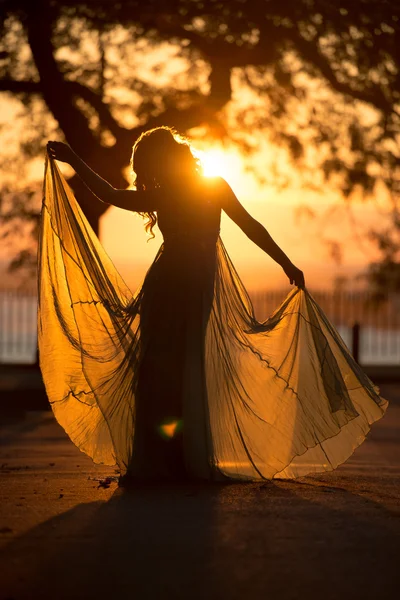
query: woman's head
[
  {"left": 130, "top": 126, "right": 200, "bottom": 238},
  {"left": 131, "top": 126, "right": 200, "bottom": 190}
]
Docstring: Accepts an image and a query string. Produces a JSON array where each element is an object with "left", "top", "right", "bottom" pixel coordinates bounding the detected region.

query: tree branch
[
  {"left": 24, "top": 2, "right": 97, "bottom": 152},
  {"left": 292, "top": 32, "right": 394, "bottom": 114},
  {"left": 0, "top": 77, "right": 127, "bottom": 138}
]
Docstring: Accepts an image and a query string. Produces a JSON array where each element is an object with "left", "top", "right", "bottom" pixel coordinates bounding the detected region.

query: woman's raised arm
[
  {"left": 218, "top": 177, "right": 305, "bottom": 288},
  {"left": 47, "top": 141, "right": 160, "bottom": 212}
]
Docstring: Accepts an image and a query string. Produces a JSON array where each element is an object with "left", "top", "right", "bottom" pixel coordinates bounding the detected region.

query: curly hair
[{"left": 130, "top": 126, "right": 201, "bottom": 239}]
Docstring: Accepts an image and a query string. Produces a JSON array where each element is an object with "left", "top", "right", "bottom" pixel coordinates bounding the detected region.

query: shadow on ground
[{"left": 1, "top": 478, "right": 400, "bottom": 600}]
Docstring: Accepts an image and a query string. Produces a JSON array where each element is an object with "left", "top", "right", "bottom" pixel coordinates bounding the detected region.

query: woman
[{"left": 41, "top": 127, "right": 387, "bottom": 483}]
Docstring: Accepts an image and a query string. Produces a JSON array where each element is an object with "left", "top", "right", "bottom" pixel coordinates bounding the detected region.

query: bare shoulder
[
  {"left": 200, "top": 176, "right": 232, "bottom": 205},
  {"left": 201, "top": 175, "right": 229, "bottom": 189}
]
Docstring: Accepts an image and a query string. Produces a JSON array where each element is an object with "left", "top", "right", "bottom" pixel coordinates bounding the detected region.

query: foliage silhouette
[{"left": 1, "top": 0, "right": 400, "bottom": 291}]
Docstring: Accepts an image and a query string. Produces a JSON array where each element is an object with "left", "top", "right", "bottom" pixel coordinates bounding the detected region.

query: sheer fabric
[{"left": 38, "top": 155, "right": 388, "bottom": 481}]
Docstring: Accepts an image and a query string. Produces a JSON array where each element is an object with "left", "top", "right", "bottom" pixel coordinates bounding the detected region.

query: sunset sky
[
  {"left": 0, "top": 88, "right": 386, "bottom": 292},
  {"left": 99, "top": 140, "right": 385, "bottom": 292},
  {"left": 0, "top": 31, "right": 390, "bottom": 293}
]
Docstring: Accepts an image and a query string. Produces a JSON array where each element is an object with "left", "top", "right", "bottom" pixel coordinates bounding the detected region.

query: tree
[{"left": 1, "top": 0, "right": 400, "bottom": 293}]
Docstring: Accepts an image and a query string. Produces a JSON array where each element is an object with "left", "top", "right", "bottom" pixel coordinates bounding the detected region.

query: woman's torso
[
  {"left": 156, "top": 175, "right": 222, "bottom": 249},
  {"left": 140, "top": 176, "right": 222, "bottom": 315}
]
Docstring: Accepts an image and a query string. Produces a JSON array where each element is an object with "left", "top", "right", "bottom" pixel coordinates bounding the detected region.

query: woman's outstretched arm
[
  {"left": 219, "top": 178, "right": 305, "bottom": 287},
  {"left": 46, "top": 141, "right": 160, "bottom": 212}
]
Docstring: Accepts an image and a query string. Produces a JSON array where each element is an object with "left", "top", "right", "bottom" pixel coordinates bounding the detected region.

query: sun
[{"left": 199, "top": 148, "right": 237, "bottom": 180}]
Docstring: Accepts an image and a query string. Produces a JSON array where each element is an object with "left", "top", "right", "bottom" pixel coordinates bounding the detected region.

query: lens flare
[{"left": 158, "top": 419, "right": 182, "bottom": 440}]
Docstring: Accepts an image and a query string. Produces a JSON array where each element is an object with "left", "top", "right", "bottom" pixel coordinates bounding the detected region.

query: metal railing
[
  {"left": 0, "top": 289, "right": 38, "bottom": 364},
  {"left": 1, "top": 287, "right": 400, "bottom": 365},
  {"left": 252, "top": 289, "right": 400, "bottom": 366}
]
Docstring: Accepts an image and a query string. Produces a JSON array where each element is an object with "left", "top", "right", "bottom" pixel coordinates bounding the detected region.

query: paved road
[{"left": 1, "top": 384, "right": 400, "bottom": 600}]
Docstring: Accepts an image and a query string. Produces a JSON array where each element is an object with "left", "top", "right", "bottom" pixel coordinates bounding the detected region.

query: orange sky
[
  {"left": 0, "top": 48, "right": 388, "bottom": 293},
  {"left": 99, "top": 143, "right": 384, "bottom": 292}
]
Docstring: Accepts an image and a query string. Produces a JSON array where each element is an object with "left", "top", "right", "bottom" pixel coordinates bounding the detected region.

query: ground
[{"left": 0, "top": 384, "right": 400, "bottom": 600}]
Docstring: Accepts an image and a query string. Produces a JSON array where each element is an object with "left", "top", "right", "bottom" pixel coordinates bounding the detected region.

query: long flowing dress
[{"left": 38, "top": 155, "right": 388, "bottom": 481}]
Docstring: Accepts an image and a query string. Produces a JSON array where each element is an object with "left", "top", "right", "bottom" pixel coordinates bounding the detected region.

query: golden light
[
  {"left": 158, "top": 419, "right": 182, "bottom": 439},
  {"left": 199, "top": 148, "right": 238, "bottom": 180}
]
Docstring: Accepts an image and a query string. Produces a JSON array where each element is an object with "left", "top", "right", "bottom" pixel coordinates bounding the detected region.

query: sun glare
[{"left": 199, "top": 148, "right": 237, "bottom": 180}]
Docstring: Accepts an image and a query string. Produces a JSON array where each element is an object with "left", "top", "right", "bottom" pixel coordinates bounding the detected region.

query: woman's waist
[
  {"left": 143, "top": 247, "right": 216, "bottom": 296},
  {"left": 162, "top": 230, "right": 219, "bottom": 248},
  {"left": 153, "top": 238, "right": 218, "bottom": 277}
]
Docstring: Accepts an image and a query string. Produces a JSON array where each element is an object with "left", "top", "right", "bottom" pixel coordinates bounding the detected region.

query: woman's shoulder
[
  {"left": 200, "top": 176, "right": 232, "bottom": 204},
  {"left": 195, "top": 175, "right": 230, "bottom": 195},
  {"left": 166, "top": 175, "right": 229, "bottom": 205}
]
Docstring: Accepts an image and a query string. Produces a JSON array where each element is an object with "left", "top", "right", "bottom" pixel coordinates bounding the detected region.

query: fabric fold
[{"left": 38, "top": 155, "right": 388, "bottom": 480}]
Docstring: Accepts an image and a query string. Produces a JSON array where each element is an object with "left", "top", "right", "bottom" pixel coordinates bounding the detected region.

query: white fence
[{"left": 1, "top": 288, "right": 400, "bottom": 365}]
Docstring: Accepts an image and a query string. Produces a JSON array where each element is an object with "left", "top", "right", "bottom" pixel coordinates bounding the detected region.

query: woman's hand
[
  {"left": 47, "top": 141, "right": 75, "bottom": 165},
  {"left": 283, "top": 262, "right": 305, "bottom": 288}
]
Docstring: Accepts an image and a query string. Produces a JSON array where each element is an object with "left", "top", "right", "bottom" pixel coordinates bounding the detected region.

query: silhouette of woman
[{"left": 41, "top": 127, "right": 387, "bottom": 483}]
